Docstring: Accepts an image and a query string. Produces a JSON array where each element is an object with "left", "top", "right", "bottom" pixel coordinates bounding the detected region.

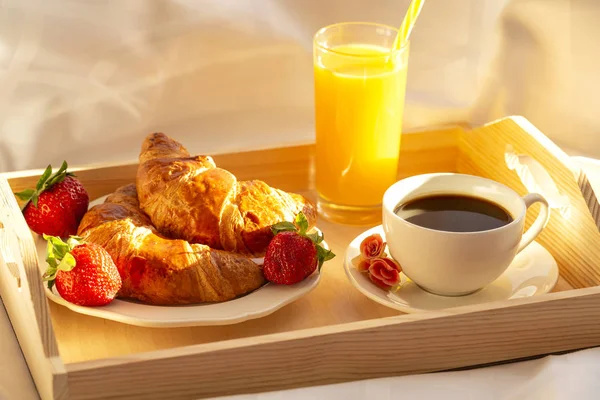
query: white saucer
[
  {"left": 344, "top": 225, "right": 559, "bottom": 313},
  {"left": 35, "top": 195, "right": 324, "bottom": 327}
]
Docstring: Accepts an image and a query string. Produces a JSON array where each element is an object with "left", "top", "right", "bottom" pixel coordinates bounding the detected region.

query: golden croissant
[
  {"left": 136, "top": 132, "right": 317, "bottom": 257},
  {"left": 76, "top": 132, "right": 318, "bottom": 304},
  {"left": 77, "top": 184, "right": 266, "bottom": 305}
]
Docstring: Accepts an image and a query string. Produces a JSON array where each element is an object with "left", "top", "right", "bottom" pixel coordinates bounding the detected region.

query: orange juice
[{"left": 314, "top": 39, "right": 409, "bottom": 223}]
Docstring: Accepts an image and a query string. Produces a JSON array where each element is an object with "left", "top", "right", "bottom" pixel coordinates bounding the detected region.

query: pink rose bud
[
  {"left": 368, "top": 257, "right": 402, "bottom": 289},
  {"left": 359, "top": 233, "right": 386, "bottom": 259}
]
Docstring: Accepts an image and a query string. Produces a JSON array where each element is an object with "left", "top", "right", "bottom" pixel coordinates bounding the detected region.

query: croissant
[
  {"left": 77, "top": 184, "right": 266, "bottom": 305},
  {"left": 136, "top": 132, "right": 317, "bottom": 257}
]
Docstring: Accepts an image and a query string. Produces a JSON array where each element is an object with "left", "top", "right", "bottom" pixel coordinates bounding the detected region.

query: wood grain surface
[
  {"left": 65, "top": 286, "right": 600, "bottom": 400},
  {"left": 1, "top": 118, "right": 598, "bottom": 400},
  {"left": 0, "top": 178, "right": 68, "bottom": 399},
  {"left": 578, "top": 171, "right": 600, "bottom": 231},
  {"left": 42, "top": 196, "right": 575, "bottom": 364},
  {"left": 2, "top": 122, "right": 581, "bottom": 366},
  {"left": 457, "top": 116, "right": 600, "bottom": 288}
]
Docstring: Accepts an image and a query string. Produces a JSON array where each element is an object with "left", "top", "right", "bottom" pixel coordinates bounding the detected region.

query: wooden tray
[{"left": 2, "top": 116, "right": 600, "bottom": 400}]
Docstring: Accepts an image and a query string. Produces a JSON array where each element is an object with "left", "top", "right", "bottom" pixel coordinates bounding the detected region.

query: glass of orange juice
[{"left": 313, "top": 22, "right": 410, "bottom": 225}]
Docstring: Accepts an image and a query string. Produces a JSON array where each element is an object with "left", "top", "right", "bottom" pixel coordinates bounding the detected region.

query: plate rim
[
  {"left": 343, "top": 225, "right": 559, "bottom": 314},
  {"left": 42, "top": 274, "right": 322, "bottom": 328},
  {"left": 37, "top": 194, "right": 325, "bottom": 327}
]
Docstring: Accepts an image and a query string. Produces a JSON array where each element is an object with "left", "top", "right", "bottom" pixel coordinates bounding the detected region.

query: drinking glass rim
[{"left": 313, "top": 21, "right": 410, "bottom": 57}]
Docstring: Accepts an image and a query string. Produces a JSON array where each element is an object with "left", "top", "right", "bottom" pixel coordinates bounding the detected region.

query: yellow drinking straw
[{"left": 392, "top": 0, "right": 426, "bottom": 50}]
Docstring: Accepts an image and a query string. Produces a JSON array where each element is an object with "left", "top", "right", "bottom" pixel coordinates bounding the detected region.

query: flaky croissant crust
[
  {"left": 77, "top": 184, "right": 266, "bottom": 305},
  {"left": 76, "top": 133, "right": 318, "bottom": 305},
  {"left": 136, "top": 132, "right": 317, "bottom": 257}
]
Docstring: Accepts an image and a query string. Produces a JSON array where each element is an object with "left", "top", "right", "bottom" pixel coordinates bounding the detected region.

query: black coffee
[{"left": 394, "top": 194, "right": 513, "bottom": 233}]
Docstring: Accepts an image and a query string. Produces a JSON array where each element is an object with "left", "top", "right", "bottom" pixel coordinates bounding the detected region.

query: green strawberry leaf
[
  {"left": 271, "top": 212, "right": 312, "bottom": 237},
  {"left": 44, "top": 234, "right": 70, "bottom": 259},
  {"left": 307, "top": 231, "right": 324, "bottom": 244},
  {"left": 271, "top": 221, "right": 297, "bottom": 235},
  {"left": 36, "top": 165, "right": 53, "bottom": 191},
  {"left": 43, "top": 266, "right": 58, "bottom": 281},
  {"left": 58, "top": 160, "right": 76, "bottom": 178},
  {"left": 45, "top": 242, "right": 58, "bottom": 269},
  {"left": 42, "top": 234, "right": 82, "bottom": 289},
  {"left": 45, "top": 161, "right": 69, "bottom": 188},
  {"left": 14, "top": 161, "right": 73, "bottom": 211},
  {"left": 14, "top": 189, "right": 35, "bottom": 201},
  {"left": 295, "top": 212, "right": 309, "bottom": 235},
  {"left": 57, "top": 252, "right": 76, "bottom": 272},
  {"left": 43, "top": 267, "right": 58, "bottom": 290},
  {"left": 66, "top": 236, "right": 83, "bottom": 250},
  {"left": 316, "top": 244, "right": 335, "bottom": 271}
]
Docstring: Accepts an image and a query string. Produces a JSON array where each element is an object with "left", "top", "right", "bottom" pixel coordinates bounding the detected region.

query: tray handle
[
  {"left": 505, "top": 144, "right": 571, "bottom": 219},
  {"left": 0, "top": 176, "right": 59, "bottom": 358},
  {"left": 458, "top": 115, "right": 600, "bottom": 289},
  {"left": 0, "top": 223, "right": 22, "bottom": 290}
]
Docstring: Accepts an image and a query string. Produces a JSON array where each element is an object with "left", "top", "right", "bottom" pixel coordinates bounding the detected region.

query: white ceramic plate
[
  {"left": 35, "top": 195, "right": 324, "bottom": 327},
  {"left": 344, "top": 225, "right": 559, "bottom": 313}
]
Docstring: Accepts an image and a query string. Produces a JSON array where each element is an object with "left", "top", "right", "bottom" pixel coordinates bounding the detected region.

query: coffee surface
[{"left": 394, "top": 194, "right": 513, "bottom": 232}]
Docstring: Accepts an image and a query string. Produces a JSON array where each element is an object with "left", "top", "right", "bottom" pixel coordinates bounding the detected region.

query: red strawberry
[
  {"left": 15, "top": 161, "right": 89, "bottom": 237},
  {"left": 263, "top": 212, "right": 335, "bottom": 285},
  {"left": 42, "top": 235, "right": 122, "bottom": 306}
]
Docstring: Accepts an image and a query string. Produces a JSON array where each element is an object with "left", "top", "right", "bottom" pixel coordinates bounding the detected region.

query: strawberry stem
[
  {"left": 295, "top": 212, "right": 309, "bottom": 235},
  {"left": 14, "top": 160, "right": 75, "bottom": 209},
  {"left": 42, "top": 234, "right": 83, "bottom": 291},
  {"left": 271, "top": 221, "right": 297, "bottom": 235},
  {"left": 316, "top": 244, "right": 335, "bottom": 271}
]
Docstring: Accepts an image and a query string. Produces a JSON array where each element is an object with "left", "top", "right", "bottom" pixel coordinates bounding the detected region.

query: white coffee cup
[{"left": 382, "top": 173, "right": 550, "bottom": 296}]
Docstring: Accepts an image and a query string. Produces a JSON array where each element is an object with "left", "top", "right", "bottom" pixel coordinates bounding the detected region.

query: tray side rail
[
  {"left": 0, "top": 177, "right": 68, "bottom": 399},
  {"left": 65, "top": 286, "right": 600, "bottom": 400}
]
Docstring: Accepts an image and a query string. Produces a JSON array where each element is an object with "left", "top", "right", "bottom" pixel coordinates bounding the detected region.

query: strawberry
[
  {"left": 263, "top": 212, "right": 335, "bottom": 285},
  {"left": 14, "top": 161, "right": 89, "bottom": 238},
  {"left": 42, "top": 235, "right": 122, "bottom": 306}
]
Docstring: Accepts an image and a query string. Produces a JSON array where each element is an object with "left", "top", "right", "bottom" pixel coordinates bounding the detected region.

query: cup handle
[{"left": 517, "top": 193, "right": 551, "bottom": 253}]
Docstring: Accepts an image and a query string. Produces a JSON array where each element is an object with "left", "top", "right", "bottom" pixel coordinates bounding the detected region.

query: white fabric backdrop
[{"left": 1, "top": 0, "right": 598, "bottom": 173}]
